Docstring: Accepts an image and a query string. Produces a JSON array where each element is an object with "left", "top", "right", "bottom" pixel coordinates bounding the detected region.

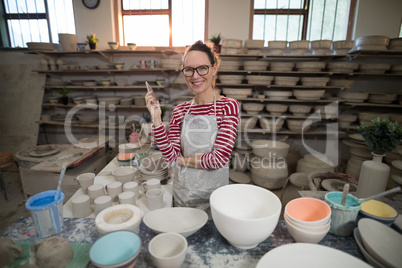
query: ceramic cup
[
  {"left": 146, "top": 189, "right": 164, "bottom": 211},
  {"left": 118, "top": 191, "right": 136, "bottom": 205},
  {"left": 107, "top": 181, "right": 123, "bottom": 202},
  {"left": 88, "top": 184, "right": 105, "bottom": 204},
  {"left": 77, "top": 173, "right": 95, "bottom": 194},
  {"left": 94, "top": 195, "right": 112, "bottom": 216},
  {"left": 123, "top": 181, "right": 140, "bottom": 200},
  {"left": 72, "top": 195, "right": 92, "bottom": 218},
  {"left": 142, "top": 178, "right": 161, "bottom": 192},
  {"left": 149, "top": 232, "right": 188, "bottom": 268}
]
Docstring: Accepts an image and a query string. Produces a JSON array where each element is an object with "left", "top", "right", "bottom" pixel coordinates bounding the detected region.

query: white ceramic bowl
[
  {"left": 252, "top": 140, "right": 289, "bottom": 158},
  {"left": 295, "top": 61, "right": 326, "bottom": 71},
  {"left": 95, "top": 204, "right": 144, "bottom": 235},
  {"left": 243, "top": 61, "right": 269, "bottom": 71},
  {"left": 274, "top": 76, "right": 299, "bottom": 86},
  {"left": 268, "top": 41, "right": 287, "bottom": 49},
  {"left": 219, "top": 75, "right": 244, "bottom": 84},
  {"left": 264, "top": 90, "right": 293, "bottom": 100},
  {"left": 148, "top": 232, "right": 187, "bottom": 268},
  {"left": 287, "top": 119, "right": 313, "bottom": 133},
  {"left": 289, "top": 105, "right": 311, "bottom": 116},
  {"left": 270, "top": 62, "right": 295, "bottom": 72},
  {"left": 285, "top": 216, "right": 330, "bottom": 243},
  {"left": 243, "top": 103, "right": 264, "bottom": 115},
  {"left": 288, "top": 40, "right": 310, "bottom": 49},
  {"left": 310, "top": 40, "right": 332, "bottom": 49},
  {"left": 300, "top": 77, "right": 329, "bottom": 87},
  {"left": 250, "top": 169, "right": 288, "bottom": 190},
  {"left": 246, "top": 75, "right": 273, "bottom": 85},
  {"left": 265, "top": 104, "right": 288, "bottom": 116},
  {"left": 238, "top": 117, "right": 258, "bottom": 130},
  {"left": 210, "top": 184, "right": 281, "bottom": 249},
  {"left": 112, "top": 167, "right": 137, "bottom": 184},
  {"left": 219, "top": 60, "right": 242, "bottom": 71},
  {"left": 331, "top": 40, "right": 354, "bottom": 49},
  {"left": 143, "top": 207, "right": 208, "bottom": 237},
  {"left": 259, "top": 117, "right": 285, "bottom": 132},
  {"left": 338, "top": 92, "right": 368, "bottom": 102},
  {"left": 293, "top": 89, "right": 325, "bottom": 101}
]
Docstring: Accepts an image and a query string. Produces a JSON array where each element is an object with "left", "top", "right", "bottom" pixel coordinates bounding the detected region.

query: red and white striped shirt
[{"left": 152, "top": 97, "right": 240, "bottom": 169}]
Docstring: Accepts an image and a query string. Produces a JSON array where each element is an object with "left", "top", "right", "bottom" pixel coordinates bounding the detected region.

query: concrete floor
[{"left": 0, "top": 162, "right": 301, "bottom": 233}]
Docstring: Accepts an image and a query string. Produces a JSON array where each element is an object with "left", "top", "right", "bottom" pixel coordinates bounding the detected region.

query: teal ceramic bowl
[{"left": 89, "top": 230, "right": 141, "bottom": 267}]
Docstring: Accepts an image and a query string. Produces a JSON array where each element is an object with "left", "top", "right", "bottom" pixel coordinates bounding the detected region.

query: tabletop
[{"left": 0, "top": 217, "right": 366, "bottom": 267}]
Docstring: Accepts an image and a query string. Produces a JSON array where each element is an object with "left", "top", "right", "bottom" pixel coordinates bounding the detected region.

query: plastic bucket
[
  {"left": 25, "top": 190, "right": 65, "bottom": 238},
  {"left": 324, "top": 192, "right": 361, "bottom": 236}
]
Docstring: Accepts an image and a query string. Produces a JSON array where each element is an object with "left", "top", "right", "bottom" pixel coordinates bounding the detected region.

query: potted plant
[
  {"left": 356, "top": 117, "right": 402, "bottom": 198},
  {"left": 209, "top": 33, "right": 222, "bottom": 54},
  {"left": 54, "top": 87, "right": 72, "bottom": 105},
  {"left": 86, "top": 34, "right": 100, "bottom": 50}
]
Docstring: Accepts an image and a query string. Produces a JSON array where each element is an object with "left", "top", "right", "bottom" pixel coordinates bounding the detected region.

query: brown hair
[{"left": 182, "top": 40, "right": 220, "bottom": 87}]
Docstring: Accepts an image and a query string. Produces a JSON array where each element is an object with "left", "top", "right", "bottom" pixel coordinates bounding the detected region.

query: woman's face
[{"left": 182, "top": 51, "right": 216, "bottom": 95}]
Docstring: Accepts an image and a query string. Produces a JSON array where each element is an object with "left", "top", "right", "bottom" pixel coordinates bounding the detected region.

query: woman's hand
[{"left": 145, "top": 91, "right": 162, "bottom": 126}]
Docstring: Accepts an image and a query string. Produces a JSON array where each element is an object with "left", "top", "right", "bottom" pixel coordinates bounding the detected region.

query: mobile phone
[{"left": 145, "top": 81, "right": 158, "bottom": 108}]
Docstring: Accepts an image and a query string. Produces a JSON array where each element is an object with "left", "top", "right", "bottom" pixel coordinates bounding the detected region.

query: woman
[{"left": 145, "top": 41, "right": 240, "bottom": 213}]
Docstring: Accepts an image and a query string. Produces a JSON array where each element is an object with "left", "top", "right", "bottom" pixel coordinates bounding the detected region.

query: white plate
[
  {"left": 354, "top": 228, "right": 386, "bottom": 268},
  {"left": 256, "top": 243, "right": 371, "bottom": 268},
  {"left": 358, "top": 218, "right": 402, "bottom": 268},
  {"left": 143, "top": 207, "right": 208, "bottom": 237}
]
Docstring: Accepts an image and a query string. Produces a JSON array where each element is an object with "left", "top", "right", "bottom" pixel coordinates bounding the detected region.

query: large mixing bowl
[{"left": 210, "top": 184, "right": 281, "bottom": 249}]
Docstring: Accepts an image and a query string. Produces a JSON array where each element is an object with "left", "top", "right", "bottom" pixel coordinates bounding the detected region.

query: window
[
  {"left": 252, "top": 0, "right": 352, "bottom": 44},
  {"left": 121, "top": 0, "right": 205, "bottom": 47},
  {"left": 1, "top": 0, "right": 75, "bottom": 48}
]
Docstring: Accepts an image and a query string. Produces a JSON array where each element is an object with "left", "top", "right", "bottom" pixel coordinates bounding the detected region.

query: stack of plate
[
  {"left": 355, "top": 218, "right": 402, "bottom": 268},
  {"left": 139, "top": 153, "right": 170, "bottom": 181}
]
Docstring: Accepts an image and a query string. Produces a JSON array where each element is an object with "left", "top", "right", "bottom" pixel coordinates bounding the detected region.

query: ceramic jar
[{"left": 356, "top": 153, "right": 390, "bottom": 198}]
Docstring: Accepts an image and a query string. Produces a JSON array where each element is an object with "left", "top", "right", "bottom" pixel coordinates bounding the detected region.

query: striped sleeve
[
  {"left": 200, "top": 98, "right": 240, "bottom": 169},
  {"left": 152, "top": 104, "right": 185, "bottom": 163}
]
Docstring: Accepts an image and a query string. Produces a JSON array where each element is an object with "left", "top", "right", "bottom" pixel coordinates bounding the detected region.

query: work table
[{"left": 1, "top": 216, "right": 365, "bottom": 267}]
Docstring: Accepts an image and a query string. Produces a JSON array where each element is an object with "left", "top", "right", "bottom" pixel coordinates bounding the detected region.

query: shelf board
[
  {"left": 35, "top": 68, "right": 180, "bottom": 74},
  {"left": 239, "top": 127, "right": 343, "bottom": 136},
  {"left": 44, "top": 85, "right": 166, "bottom": 90},
  {"left": 27, "top": 49, "right": 179, "bottom": 56},
  {"left": 216, "top": 83, "right": 344, "bottom": 89},
  {"left": 342, "top": 102, "right": 402, "bottom": 108},
  {"left": 42, "top": 103, "right": 149, "bottom": 109},
  {"left": 347, "top": 50, "right": 402, "bottom": 57},
  {"left": 236, "top": 97, "right": 338, "bottom": 103},
  {"left": 38, "top": 120, "right": 131, "bottom": 129},
  {"left": 240, "top": 113, "right": 338, "bottom": 120}
]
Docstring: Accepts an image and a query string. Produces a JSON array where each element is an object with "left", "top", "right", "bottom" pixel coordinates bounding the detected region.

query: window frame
[
  {"left": 249, "top": 0, "right": 356, "bottom": 41},
  {"left": 121, "top": 0, "right": 173, "bottom": 46}
]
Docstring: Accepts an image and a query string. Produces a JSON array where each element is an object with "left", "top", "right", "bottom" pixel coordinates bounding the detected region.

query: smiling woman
[{"left": 122, "top": 0, "right": 205, "bottom": 46}]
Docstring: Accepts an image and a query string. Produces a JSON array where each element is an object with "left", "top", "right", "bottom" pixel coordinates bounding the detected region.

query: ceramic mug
[
  {"left": 118, "top": 191, "right": 136, "bottom": 205},
  {"left": 142, "top": 178, "right": 161, "bottom": 192},
  {"left": 72, "top": 195, "right": 92, "bottom": 218},
  {"left": 77, "top": 173, "right": 95, "bottom": 194},
  {"left": 123, "top": 181, "right": 140, "bottom": 200},
  {"left": 149, "top": 232, "right": 187, "bottom": 268},
  {"left": 94, "top": 195, "right": 112, "bottom": 216},
  {"left": 146, "top": 189, "right": 164, "bottom": 211},
  {"left": 107, "top": 181, "right": 123, "bottom": 202},
  {"left": 88, "top": 184, "right": 105, "bottom": 204}
]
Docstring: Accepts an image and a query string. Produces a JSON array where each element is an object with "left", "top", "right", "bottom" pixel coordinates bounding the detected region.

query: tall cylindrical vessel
[
  {"left": 356, "top": 153, "right": 390, "bottom": 198},
  {"left": 58, "top": 34, "right": 77, "bottom": 51}
]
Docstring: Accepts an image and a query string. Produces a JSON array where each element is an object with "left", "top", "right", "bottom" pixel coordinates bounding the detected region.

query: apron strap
[{"left": 187, "top": 92, "right": 217, "bottom": 116}]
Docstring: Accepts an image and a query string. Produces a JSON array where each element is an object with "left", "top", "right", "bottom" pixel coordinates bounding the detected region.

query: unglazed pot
[{"left": 0, "top": 237, "right": 24, "bottom": 267}]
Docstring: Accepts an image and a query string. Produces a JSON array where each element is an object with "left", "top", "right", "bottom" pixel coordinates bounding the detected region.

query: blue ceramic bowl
[{"left": 89, "top": 230, "right": 141, "bottom": 267}]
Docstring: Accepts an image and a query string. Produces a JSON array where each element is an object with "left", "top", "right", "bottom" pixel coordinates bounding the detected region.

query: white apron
[{"left": 173, "top": 97, "right": 229, "bottom": 213}]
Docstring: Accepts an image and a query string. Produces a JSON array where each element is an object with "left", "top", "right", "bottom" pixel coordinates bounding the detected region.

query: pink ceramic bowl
[{"left": 285, "top": 197, "right": 331, "bottom": 226}]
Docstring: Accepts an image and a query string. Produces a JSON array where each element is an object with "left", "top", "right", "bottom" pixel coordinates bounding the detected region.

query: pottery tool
[
  {"left": 341, "top": 183, "right": 350, "bottom": 206},
  {"left": 351, "top": 186, "right": 401, "bottom": 206},
  {"left": 54, "top": 161, "right": 67, "bottom": 201},
  {"left": 145, "top": 81, "right": 158, "bottom": 108}
]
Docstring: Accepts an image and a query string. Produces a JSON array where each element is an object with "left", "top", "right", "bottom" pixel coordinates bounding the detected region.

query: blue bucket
[{"left": 25, "top": 190, "right": 65, "bottom": 238}]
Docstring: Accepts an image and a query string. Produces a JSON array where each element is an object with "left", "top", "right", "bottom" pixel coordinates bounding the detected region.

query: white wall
[
  {"left": 353, "top": 0, "right": 402, "bottom": 39},
  {"left": 73, "top": 0, "right": 116, "bottom": 50},
  {"left": 208, "top": 0, "right": 251, "bottom": 40}
]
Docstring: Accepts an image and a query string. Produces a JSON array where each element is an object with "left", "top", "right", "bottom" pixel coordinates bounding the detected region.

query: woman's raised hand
[{"left": 145, "top": 91, "right": 162, "bottom": 126}]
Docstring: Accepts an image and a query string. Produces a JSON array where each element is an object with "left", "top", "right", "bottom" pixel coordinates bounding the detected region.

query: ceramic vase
[{"left": 356, "top": 153, "right": 390, "bottom": 198}]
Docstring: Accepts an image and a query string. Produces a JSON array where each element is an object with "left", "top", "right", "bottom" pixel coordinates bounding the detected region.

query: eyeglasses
[{"left": 181, "top": 64, "right": 213, "bottom": 77}]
